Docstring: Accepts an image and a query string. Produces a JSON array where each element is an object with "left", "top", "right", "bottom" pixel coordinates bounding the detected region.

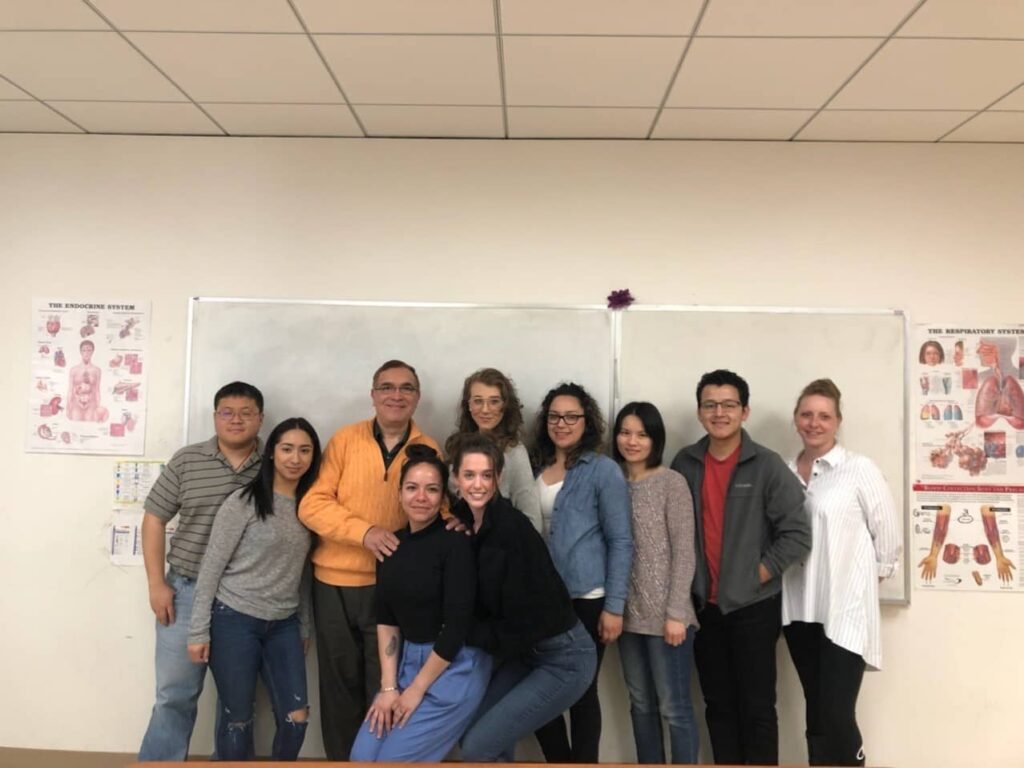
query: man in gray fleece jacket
[{"left": 671, "top": 369, "right": 809, "bottom": 767}]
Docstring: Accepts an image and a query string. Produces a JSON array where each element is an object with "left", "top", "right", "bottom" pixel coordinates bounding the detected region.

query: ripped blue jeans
[{"left": 208, "top": 600, "right": 308, "bottom": 761}]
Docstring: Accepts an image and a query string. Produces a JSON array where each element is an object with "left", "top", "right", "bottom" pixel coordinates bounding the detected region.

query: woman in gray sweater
[
  {"left": 613, "top": 402, "right": 699, "bottom": 764},
  {"left": 188, "top": 417, "right": 321, "bottom": 762}
]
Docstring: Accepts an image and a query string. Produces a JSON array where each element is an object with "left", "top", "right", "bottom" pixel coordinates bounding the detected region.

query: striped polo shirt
[{"left": 144, "top": 435, "right": 262, "bottom": 579}]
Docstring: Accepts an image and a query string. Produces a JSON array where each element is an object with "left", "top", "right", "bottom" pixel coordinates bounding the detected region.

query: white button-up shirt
[{"left": 782, "top": 444, "right": 902, "bottom": 670}]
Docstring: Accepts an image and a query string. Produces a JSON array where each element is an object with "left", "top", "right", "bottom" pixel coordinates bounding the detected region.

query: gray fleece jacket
[{"left": 670, "top": 429, "right": 810, "bottom": 615}]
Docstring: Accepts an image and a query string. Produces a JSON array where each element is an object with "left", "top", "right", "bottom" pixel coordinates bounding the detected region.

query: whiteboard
[
  {"left": 185, "top": 298, "right": 908, "bottom": 604},
  {"left": 185, "top": 298, "right": 614, "bottom": 450},
  {"left": 617, "top": 306, "right": 909, "bottom": 603}
]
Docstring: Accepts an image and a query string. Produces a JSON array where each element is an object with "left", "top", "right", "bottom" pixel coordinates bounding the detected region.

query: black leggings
[
  {"left": 784, "top": 621, "right": 867, "bottom": 767},
  {"left": 534, "top": 597, "right": 606, "bottom": 763}
]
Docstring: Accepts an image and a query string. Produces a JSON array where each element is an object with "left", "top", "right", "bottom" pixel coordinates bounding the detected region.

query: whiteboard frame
[{"left": 185, "top": 297, "right": 910, "bottom": 606}]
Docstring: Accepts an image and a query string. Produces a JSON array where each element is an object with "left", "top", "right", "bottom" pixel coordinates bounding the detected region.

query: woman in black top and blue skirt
[
  {"left": 453, "top": 434, "right": 597, "bottom": 763},
  {"left": 350, "top": 445, "right": 491, "bottom": 762}
]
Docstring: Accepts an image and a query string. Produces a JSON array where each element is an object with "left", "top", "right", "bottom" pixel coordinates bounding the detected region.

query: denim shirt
[{"left": 544, "top": 451, "right": 633, "bottom": 615}]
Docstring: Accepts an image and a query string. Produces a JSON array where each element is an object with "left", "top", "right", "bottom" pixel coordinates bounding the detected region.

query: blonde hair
[{"left": 795, "top": 378, "right": 842, "bottom": 421}]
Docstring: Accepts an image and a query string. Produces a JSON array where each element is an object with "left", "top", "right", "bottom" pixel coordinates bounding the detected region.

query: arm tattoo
[{"left": 385, "top": 636, "right": 398, "bottom": 657}]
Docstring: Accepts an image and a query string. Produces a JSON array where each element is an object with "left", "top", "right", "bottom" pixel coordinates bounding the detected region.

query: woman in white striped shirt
[{"left": 782, "top": 379, "right": 901, "bottom": 768}]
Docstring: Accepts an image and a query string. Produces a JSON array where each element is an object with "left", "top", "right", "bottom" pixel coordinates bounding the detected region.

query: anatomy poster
[
  {"left": 912, "top": 325, "right": 1023, "bottom": 592},
  {"left": 26, "top": 299, "right": 150, "bottom": 455}
]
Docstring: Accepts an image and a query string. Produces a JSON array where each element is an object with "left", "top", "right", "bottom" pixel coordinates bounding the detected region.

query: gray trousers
[{"left": 312, "top": 580, "right": 379, "bottom": 761}]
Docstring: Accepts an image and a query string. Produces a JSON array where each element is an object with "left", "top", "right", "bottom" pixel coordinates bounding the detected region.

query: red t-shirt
[{"left": 702, "top": 446, "right": 740, "bottom": 605}]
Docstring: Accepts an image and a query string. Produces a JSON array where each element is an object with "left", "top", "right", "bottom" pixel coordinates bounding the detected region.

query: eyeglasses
[
  {"left": 216, "top": 409, "right": 260, "bottom": 421},
  {"left": 547, "top": 412, "right": 584, "bottom": 426},
  {"left": 699, "top": 400, "right": 742, "bottom": 413},
  {"left": 469, "top": 397, "right": 504, "bottom": 411},
  {"left": 374, "top": 383, "right": 419, "bottom": 395}
]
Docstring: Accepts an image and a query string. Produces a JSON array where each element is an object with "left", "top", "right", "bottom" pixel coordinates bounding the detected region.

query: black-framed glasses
[{"left": 547, "top": 412, "right": 584, "bottom": 426}]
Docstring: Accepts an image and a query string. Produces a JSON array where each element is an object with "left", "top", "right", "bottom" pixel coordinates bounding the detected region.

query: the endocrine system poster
[
  {"left": 26, "top": 298, "right": 150, "bottom": 455},
  {"left": 912, "top": 324, "right": 1023, "bottom": 593}
]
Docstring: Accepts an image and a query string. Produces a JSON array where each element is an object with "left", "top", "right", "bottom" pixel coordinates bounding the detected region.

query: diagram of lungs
[{"left": 975, "top": 374, "right": 1024, "bottom": 429}]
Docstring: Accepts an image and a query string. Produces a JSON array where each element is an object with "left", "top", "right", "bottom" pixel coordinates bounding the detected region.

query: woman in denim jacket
[{"left": 531, "top": 382, "right": 633, "bottom": 763}]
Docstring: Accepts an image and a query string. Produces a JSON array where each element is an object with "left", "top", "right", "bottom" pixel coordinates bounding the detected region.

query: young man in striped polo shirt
[{"left": 138, "top": 381, "right": 264, "bottom": 762}]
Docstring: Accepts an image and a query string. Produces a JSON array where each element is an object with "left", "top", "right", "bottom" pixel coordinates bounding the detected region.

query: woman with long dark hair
[
  {"left": 531, "top": 382, "right": 632, "bottom": 763},
  {"left": 188, "top": 417, "right": 322, "bottom": 762},
  {"left": 444, "top": 368, "right": 541, "bottom": 531}
]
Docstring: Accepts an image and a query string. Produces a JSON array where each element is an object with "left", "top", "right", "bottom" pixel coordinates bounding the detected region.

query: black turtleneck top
[{"left": 375, "top": 514, "right": 476, "bottom": 662}]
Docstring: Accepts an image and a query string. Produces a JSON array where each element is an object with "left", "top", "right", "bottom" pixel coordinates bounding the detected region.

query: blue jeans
[
  {"left": 461, "top": 620, "right": 597, "bottom": 762},
  {"left": 618, "top": 629, "right": 699, "bottom": 764},
  {"left": 138, "top": 569, "right": 210, "bottom": 761},
  {"left": 351, "top": 642, "right": 492, "bottom": 762},
  {"left": 208, "top": 600, "right": 309, "bottom": 761},
  {"left": 534, "top": 596, "right": 606, "bottom": 763}
]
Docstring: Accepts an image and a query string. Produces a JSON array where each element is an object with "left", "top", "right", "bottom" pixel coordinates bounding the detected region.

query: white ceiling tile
[
  {"left": 652, "top": 107, "right": 812, "bottom": 139},
  {"left": 994, "top": 84, "right": 1024, "bottom": 109},
  {"left": 667, "top": 38, "right": 876, "bottom": 108},
  {"left": 204, "top": 103, "right": 362, "bottom": 136},
  {"left": 50, "top": 100, "right": 221, "bottom": 134},
  {"left": 798, "top": 109, "right": 972, "bottom": 141},
  {"left": 0, "top": 0, "right": 108, "bottom": 30},
  {"left": 900, "top": 0, "right": 1024, "bottom": 39},
  {"left": 943, "top": 111, "right": 1024, "bottom": 142},
  {"left": 501, "top": 0, "right": 703, "bottom": 36},
  {"left": 128, "top": 33, "right": 341, "bottom": 103},
  {"left": 508, "top": 106, "right": 655, "bottom": 137},
  {"left": 0, "top": 78, "right": 31, "bottom": 99},
  {"left": 317, "top": 35, "right": 500, "bottom": 104},
  {"left": 832, "top": 39, "right": 1024, "bottom": 110},
  {"left": 356, "top": 105, "right": 503, "bottom": 137},
  {"left": 504, "top": 36, "right": 683, "bottom": 107},
  {"left": 295, "top": 0, "right": 494, "bottom": 33},
  {"left": 699, "top": 0, "right": 919, "bottom": 37},
  {"left": 0, "top": 100, "right": 82, "bottom": 132},
  {"left": 92, "top": 0, "right": 302, "bottom": 33},
  {"left": 0, "top": 31, "right": 184, "bottom": 100}
]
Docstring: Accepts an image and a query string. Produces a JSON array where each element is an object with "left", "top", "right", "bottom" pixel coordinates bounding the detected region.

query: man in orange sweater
[{"left": 299, "top": 360, "right": 440, "bottom": 760}]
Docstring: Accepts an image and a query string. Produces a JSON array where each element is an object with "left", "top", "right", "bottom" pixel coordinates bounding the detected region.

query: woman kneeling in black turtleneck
[{"left": 350, "top": 445, "right": 491, "bottom": 762}]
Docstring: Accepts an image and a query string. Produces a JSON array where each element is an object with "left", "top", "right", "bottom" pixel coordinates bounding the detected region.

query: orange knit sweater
[{"left": 298, "top": 418, "right": 440, "bottom": 587}]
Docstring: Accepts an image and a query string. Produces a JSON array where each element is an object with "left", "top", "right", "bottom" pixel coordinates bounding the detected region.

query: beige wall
[{"left": 0, "top": 134, "right": 1020, "bottom": 767}]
